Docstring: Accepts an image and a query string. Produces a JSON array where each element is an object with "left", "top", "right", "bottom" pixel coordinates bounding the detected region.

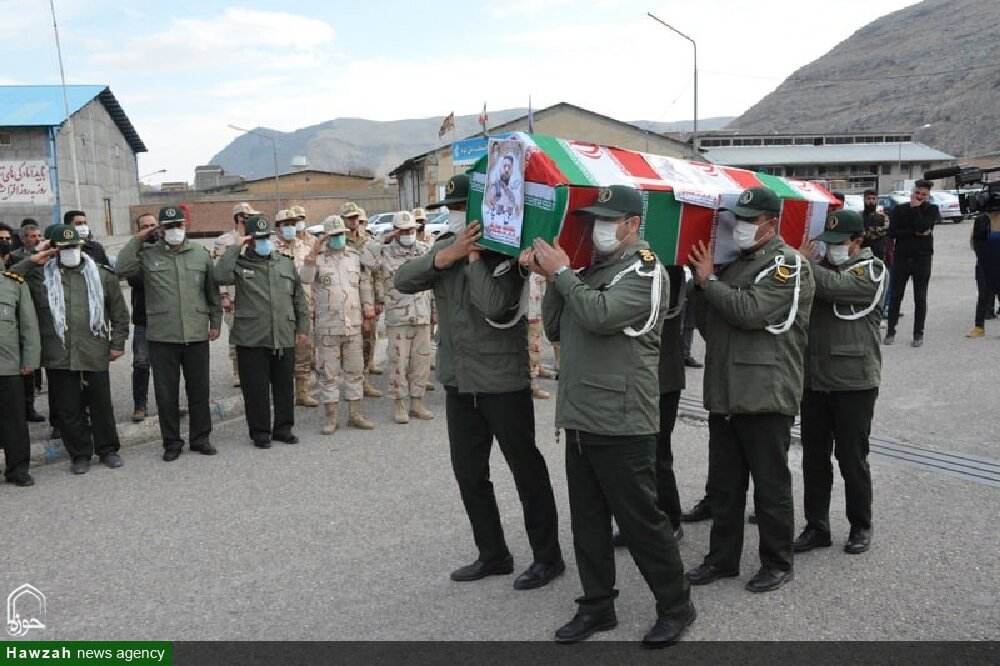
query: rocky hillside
[{"left": 729, "top": 0, "right": 1000, "bottom": 160}]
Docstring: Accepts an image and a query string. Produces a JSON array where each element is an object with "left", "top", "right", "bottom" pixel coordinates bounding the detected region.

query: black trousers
[
  {"left": 0, "top": 375, "right": 31, "bottom": 477},
  {"left": 565, "top": 430, "right": 690, "bottom": 617},
  {"left": 444, "top": 387, "right": 561, "bottom": 565},
  {"left": 655, "top": 391, "right": 683, "bottom": 529},
  {"left": 800, "top": 389, "right": 876, "bottom": 535},
  {"left": 887, "top": 255, "right": 932, "bottom": 337},
  {"left": 974, "top": 264, "right": 1000, "bottom": 327},
  {"left": 149, "top": 340, "right": 212, "bottom": 450},
  {"left": 706, "top": 413, "right": 794, "bottom": 572},
  {"left": 237, "top": 346, "right": 295, "bottom": 441},
  {"left": 48, "top": 369, "right": 120, "bottom": 459}
]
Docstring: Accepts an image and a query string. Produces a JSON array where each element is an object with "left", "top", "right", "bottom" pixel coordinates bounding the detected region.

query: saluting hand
[
  {"left": 687, "top": 240, "right": 715, "bottom": 286},
  {"left": 29, "top": 243, "right": 58, "bottom": 266}
]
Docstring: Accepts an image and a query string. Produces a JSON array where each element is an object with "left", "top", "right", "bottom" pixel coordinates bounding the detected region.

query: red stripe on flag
[
  {"left": 558, "top": 188, "right": 599, "bottom": 269},
  {"left": 608, "top": 147, "right": 660, "bottom": 180},
  {"left": 778, "top": 200, "right": 809, "bottom": 249},
  {"left": 724, "top": 167, "right": 763, "bottom": 190},
  {"left": 676, "top": 205, "right": 716, "bottom": 266}
]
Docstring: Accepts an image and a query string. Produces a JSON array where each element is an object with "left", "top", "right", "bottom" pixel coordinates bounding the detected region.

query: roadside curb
[{"left": 29, "top": 394, "right": 246, "bottom": 467}]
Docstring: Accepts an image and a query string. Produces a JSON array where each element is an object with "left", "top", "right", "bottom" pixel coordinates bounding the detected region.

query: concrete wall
[
  {"left": 131, "top": 191, "right": 399, "bottom": 235},
  {"left": 394, "top": 107, "right": 691, "bottom": 208},
  {"left": 0, "top": 98, "right": 140, "bottom": 236}
]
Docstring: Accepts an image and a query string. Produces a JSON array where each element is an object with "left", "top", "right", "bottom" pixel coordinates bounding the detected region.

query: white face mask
[
  {"left": 733, "top": 220, "right": 760, "bottom": 250},
  {"left": 75, "top": 224, "right": 90, "bottom": 239},
  {"left": 447, "top": 210, "right": 466, "bottom": 234},
  {"left": 164, "top": 228, "right": 186, "bottom": 246},
  {"left": 60, "top": 248, "right": 82, "bottom": 267},
  {"left": 398, "top": 234, "right": 416, "bottom": 247},
  {"left": 295, "top": 221, "right": 306, "bottom": 232},
  {"left": 280, "top": 226, "right": 296, "bottom": 241},
  {"left": 826, "top": 244, "right": 851, "bottom": 266},
  {"left": 592, "top": 220, "right": 621, "bottom": 254}
]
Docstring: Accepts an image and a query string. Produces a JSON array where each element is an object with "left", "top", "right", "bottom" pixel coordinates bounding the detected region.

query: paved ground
[{"left": 3, "top": 223, "right": 998, "bottom": 642}]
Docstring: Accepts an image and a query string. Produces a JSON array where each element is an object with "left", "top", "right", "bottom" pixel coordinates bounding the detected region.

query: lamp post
[
  {"left": 647, "top": 13, "right": 698, "bottom": 160},
  {"left": 139, "top": 169, "right": 166, "bottom": 181},
  {"left": 228, "top": 124, "right": 281, "bottom": 212}
]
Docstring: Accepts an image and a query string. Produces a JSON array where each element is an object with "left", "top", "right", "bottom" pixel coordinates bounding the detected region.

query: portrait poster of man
[{"left": 482, "top": 137, "right": 526, "bottom": 248}]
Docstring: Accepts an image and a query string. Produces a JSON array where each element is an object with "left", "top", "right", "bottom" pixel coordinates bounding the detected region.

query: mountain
[
  {"left": 208, "top": 109, "right": 726, "bottom": 180},
  {"left": 728, "top": 0, "right": 1000, "bottom": 160},
  {"left": 629, "top": 116, "right": 735, "bottom": 134}
]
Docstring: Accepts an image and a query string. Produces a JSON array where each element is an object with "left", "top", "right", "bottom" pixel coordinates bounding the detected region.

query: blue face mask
[
  {"left": 254, "top": 239, "right": 273, "bottom": 256},
  {"left": 328, "top": 235, "right": 346, "bottom": 250},
  {"left": 280, "top": 225, "right": 296, "bottom": 240}
]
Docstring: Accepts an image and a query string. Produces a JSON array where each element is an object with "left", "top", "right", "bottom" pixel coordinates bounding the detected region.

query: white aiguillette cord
[
  {"left": 608, "top": 256, "right": 662, "bottom": 337},
  {"left": 832, "top": 259, "right": 886, "bottom": 321},
  {"left": 752, "top": 252, "right": 802, "bottom": 335}
]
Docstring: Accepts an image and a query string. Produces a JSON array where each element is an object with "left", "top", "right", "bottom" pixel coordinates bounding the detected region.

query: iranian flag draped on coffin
[{"left": 466, "top": 132, "right": 840, "bottom": 267}]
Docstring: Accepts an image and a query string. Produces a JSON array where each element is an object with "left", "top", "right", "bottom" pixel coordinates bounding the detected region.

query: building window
[{"left": 0, "top": 133, "right": 11, "bottom": 147}]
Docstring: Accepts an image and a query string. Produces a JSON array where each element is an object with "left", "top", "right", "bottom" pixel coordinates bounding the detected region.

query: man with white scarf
[{"left": 13, "top": 224, "right": 129, "bottom": 475}]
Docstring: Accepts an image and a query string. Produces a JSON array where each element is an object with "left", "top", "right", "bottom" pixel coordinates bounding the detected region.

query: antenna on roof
[{"left": 49, "top": 0, "right": 81, "bottom": 209}]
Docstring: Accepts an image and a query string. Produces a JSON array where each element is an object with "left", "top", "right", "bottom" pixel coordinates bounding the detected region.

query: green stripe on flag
[
  {"left": 757, "top": 173, "right": 803, "bottom": 200},
  {"left": 530, "top": 135, "right": 596, "bottom": 186},
  {"left": 643, "top": 191, "right": 682, "bottom": 264}
]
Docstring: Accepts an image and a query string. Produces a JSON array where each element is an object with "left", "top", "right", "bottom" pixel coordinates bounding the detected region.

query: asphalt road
[{"left": 3, "top": 222, "right": 998, "bottom": 643}]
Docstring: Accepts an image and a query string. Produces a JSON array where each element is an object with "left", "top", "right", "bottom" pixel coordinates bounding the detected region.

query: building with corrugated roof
[{"left": 0, "top": 85, "right": 146, "bottom": 235}]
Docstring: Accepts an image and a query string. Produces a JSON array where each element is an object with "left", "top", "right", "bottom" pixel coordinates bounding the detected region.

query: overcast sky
[{"left": 0, "top": 0, "right": 920, "bottom": 184}]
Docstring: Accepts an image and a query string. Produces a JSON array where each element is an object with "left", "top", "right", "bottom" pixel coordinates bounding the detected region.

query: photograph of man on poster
[{"left": 483, "top": 138, "right": 525, "bottom": 247}]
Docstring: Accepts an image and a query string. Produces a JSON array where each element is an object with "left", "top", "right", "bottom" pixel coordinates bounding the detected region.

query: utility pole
[{"left": 648, "top": 13, "right": 698, "bottom": 160}]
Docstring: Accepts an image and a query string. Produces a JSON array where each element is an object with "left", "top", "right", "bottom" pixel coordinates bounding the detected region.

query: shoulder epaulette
[
  {"left": 638, "top": 248, "right": 657, "bottom": 269},
  {"left": 849, "top": 265, "right": 867, "bottom": 277},
  {"left": 2, "top": 270, "right": 25, "bottom": 283}
]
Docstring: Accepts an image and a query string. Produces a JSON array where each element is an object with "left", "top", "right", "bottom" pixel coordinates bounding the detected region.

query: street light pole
[
  {"left": 647, "top": 13, "right": 698, "bottom": 160},
  {"left": 228, "top": 124, "right": 281, "bottom": 212}
]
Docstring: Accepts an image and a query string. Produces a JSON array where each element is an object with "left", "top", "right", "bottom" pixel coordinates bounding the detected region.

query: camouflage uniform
[
  {"left": 378, "top": 238, "right": 433, "bottom": 400},
  {"left": 300, "top": 243, "right": 373, "bottom": 404}
]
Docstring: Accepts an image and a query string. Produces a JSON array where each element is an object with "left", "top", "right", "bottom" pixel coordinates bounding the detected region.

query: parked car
[
  {"left": 877, "top": 192, "right": 909, "bottom": 215},
  {"left": 929, "top": 191, "right": 963, "bottom": 223}
]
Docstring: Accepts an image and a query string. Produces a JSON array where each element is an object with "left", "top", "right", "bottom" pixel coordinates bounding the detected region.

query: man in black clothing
[
  {"left": 885, "top": 179, "right": 939, "bottom": 347},
  {"left": 64, "top": 210, "right": 111, "bottom": 267},
  {"left": 861, "top": 189, "right": 889, "bottom": 260},
  {"left": 128, "top": 213, "right": 158, "bottom": 422}
]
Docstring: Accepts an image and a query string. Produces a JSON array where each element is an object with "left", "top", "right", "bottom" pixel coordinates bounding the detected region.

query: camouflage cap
[
  {"left": 275, "top": 209, "right": 297, "bottom": 224},
  {"left": 357, "top": 208, "right": 368, "bottom": 222},
  {"left": 158, "top": 205, "right": 186, "bottom": 226},
  {"left": 245, "top": 214, "right": 273, "bottom": 238},
  {"left": 322, "top": 215, "right": 347, "bottom": 234},
  {"left": 412, "top": 207, "right": 428, "bottom": 222},
  {"left": 815, "top": 209, "right": 864, "bottom": 242},
  {"left": 290, "top": 205, "right": 307, "bottom": 220},
  {"left": 232, "top": 202, "right": 261, "bottom": 217},
  {"left": 394, "top": 211, "right": 418, "bottom": 230},
  {"left": 340, "top": 201, "right": 362, "bottom": 218}
]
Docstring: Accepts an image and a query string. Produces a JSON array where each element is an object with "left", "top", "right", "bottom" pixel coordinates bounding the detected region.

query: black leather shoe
[
  {"left": 162, "top": 446, "right": 182, "bottom": 462},
  {"left": 70, "top": 457, "right": 90, "bottom": 475},
  {"left": 745, "top": 567, "right": 793, "bottom": 593},
  {"left": 450, "top": 555, "right": 514, "bottom": 582},
  {"left": 6, "top": 473, "right": 34, "bottom": 487},
  {"left": 554, "top": 609, "right": 617, "bottom": 643},
  {"left": 681, "top": 497, "right": 711, "bottom": 523},
  {"left": 99, "top": 452, "right": 123, "bottom": 469},
  {"left": 190, "top": 442, "right": 218, "bottom": 455},
  {"left": 513, "top": 559, "right": 565, "bottom": 590},
  {"left": 273, "top": 433, "right": 299, "bottom": 445},
  {"left": 25, "top": 405, "right": 46, "bottom": 422},
  {"left": 252, "top": 437, "right": 272, "bottom": 449},
  {"left": 793, "top": 526, "right": 832, "bottom": 553},
  {"left": 612, "top": 531, "right": 626, "bottom": 548},
  {"left": 844, "top": 527, "right": 872, "bottom": 554},
  {"left": 642, "top": 603, "right": 696, "bottom": 649},
  {"left": 683, "top": 356, "right": 703, "bottom": 368},
  {"left": 685, "top": 563, "right": 738, "bottom": 586}
]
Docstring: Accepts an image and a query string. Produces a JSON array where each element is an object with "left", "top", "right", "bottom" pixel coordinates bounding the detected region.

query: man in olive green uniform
[
  {"left": 377, "top": 211, "right": 434, "bottom": 424},
  {"left": 0, "top": 266, "right": 41, "bottom": 486},
  {"left": 215, "top": 215, "right": 310, "bottom": 449},
  {"left": 395, "top": 174, "right": 563, "bottom": 592},
  {"left": 275, "top": 209, "right": 320, "bottom": 408},
  {"left": 117, "top": 205, "right": 223, "bottom": 461},
  {"left": 300, "top": 215, "right": 376, "bottom": 434},
  {"left": 214, "top": 202, "right": 258, "bottom": 388},
  {"left": 686, "top": 186, "right": 815, "bottom": 593},
  {"left": 795, "top": 209, "right": 884, "bottom": 555},
  {"left": 341, "top": 201, "right": 384, "bottom": 397},
  {"left": 530, "top": 185, "right": 694, "bottom": 648},
  {"left": 14, "top": 225, "right": 129, "bottom": 474}
]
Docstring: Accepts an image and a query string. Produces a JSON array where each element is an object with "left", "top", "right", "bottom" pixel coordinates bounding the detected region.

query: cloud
[{"left": 490, "top": 0, "right": 573, "bottom": 19}]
